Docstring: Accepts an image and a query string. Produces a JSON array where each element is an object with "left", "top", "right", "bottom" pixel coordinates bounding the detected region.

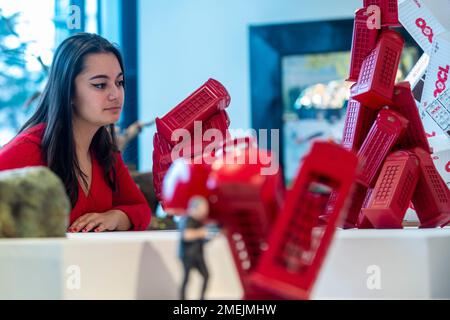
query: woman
[{"left": 0, "top": 33, "right": 151, "bottom": 232}]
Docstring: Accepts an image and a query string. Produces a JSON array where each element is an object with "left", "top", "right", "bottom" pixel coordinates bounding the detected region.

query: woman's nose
[{"left": 108, "top": 85, "right": 120, "bottom": 100}]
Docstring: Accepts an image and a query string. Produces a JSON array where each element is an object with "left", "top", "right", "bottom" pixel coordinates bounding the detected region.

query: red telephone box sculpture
[
  {"left": 152, "top": 79, "right": 231, "bottom": 202},
  {"left": 348, "top": 8, "right": 379, "bottom": 82},
  {"left": 411, "top": 147, "right": 450, "bottom": 228},
  {"left": 342, "top": 0, "right": 449, "bottom": 229},
  {"left": 153, "top": 0, "right": 450, "bottom": 300},
  {"left": 206, "top": 138, "right": 285, "bottom": 299},
  {"left": 249, "top": 142, "right": 358, "bottom": 299},
  {"left": 342, "top": 84, "right": 377, "bottom": 152},
  {"left": 357, "top": 188, "right": 375, "bottom": 229},
  {"left": 343, "top": 183, "right": 370, "bottom": 228},
  {"left": 362, "top": 150, "right": 420, "bottom": 228},
  {"left": 353, "top": 30, "right": 404, "bottom": 109},
  {"left": 356, "top": 108, "right": 409, "bottom": 187},
  {"left": 391, "top": 82, "right": 432, "bottom": 153},
  {"left": 162, "top": 140, "right": 358, "bottom": 299},
  {"left": 363, "top": 0, "right": 401, "bottom": 27},
  {"left": 155, "top": 78, "right": 230, "bottom": 146}
]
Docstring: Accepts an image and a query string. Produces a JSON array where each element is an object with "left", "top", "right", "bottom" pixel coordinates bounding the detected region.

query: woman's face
[{"left": 72, "top": 52, "right": 124, "bottom": 127}]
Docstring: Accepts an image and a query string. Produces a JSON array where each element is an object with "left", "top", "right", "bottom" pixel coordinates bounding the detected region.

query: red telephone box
[
  {"left": 155, "top": 78, "right": 230, "bottom": 145},
  {"left": 348, "top": 8, "right": 379, "bottom": 82},
  {"left": 250, "top": 142, "right": 358, "bottom": 299},
  {"left": 363, "top": 0, "right": 400, "bottom": 27},
  {"left": 357, "top": 188, "right": 375, "bottom": 229},
  {"left": 343, "top": 183, "right": 369, "bottom": 228},
  {"left": 356, "top": 108, "right": 409, "bottom": 187},
  {"left": 353, "top": 30, "right": 404, "bottom": 109},
  {"left": 391, "top": 82, "right": 432, "bottom": 153},
  {"left": 411, "top": 147, "right": 450, "bottom": 228},
  {"left": 362, "top": 150, "right": 420, "bottom": 229},
  {"left": 342, "top": 84, "right": 377, "bottom": 152}
]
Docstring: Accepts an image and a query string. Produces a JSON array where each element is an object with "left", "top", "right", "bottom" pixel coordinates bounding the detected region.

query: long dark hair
[{"left": 20, "top": 33, "right": 124, "bottom": 207}]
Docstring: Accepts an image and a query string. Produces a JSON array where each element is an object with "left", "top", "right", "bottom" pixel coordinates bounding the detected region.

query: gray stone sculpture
[{"left": 0, "top": 166, "right": 70, "bottom": 238}]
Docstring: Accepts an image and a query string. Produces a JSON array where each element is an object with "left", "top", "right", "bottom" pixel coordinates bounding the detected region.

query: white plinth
[
  {"left": 312, "top": 228, "right": 450, "bottom": 299},
  {"left": 0, "top": 228, "right": 449, "bottom": 299}
]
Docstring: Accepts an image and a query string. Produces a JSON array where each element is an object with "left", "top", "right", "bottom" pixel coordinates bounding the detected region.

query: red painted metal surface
[
  {"left": 353, "top": 30, "right": 404, "bottom": 109},
  {"left": 362, "top": 150, "right": 420, "bottom": 228}
]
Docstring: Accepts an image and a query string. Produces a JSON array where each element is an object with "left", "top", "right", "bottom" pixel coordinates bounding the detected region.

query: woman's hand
[{"left": 68, "top": 210, "right": 132, "bottom": 232}]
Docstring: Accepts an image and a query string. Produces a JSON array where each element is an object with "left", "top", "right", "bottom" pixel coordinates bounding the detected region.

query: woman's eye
[
  {"left": 117, "top": 80, "right": 124, "bottom": 87},
  {"left": 92, "top": 83, "right": 106, "bottom": 89}
]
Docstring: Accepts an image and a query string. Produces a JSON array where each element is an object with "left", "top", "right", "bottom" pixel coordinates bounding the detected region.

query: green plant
[{"left": 0, "top": 8, "right": 47, "bottom": 132}]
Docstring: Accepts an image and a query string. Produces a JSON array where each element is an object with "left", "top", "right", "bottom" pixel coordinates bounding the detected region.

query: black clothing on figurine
[
  {"left": 179, "top": 216, "right": 205, "bottom": 259},
  {"left": 178, "top": 216, "right": 209, "bottom": 300}
]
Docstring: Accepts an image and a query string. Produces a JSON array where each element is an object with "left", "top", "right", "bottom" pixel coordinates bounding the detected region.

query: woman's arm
[
  {"left": 68, "top": 153, "right": 152, "bottom": 233},
  {"left": 110, "top": 152, "right": 152, "bottom": 231}
]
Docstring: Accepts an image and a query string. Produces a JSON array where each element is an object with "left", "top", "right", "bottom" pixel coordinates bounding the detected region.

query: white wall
[{"left": 138, "top": 0, "right": 361, "bottom": 171}]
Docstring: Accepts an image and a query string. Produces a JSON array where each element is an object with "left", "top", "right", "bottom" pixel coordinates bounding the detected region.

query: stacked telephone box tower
[
  {"left": 153, "top": 0, "right": 450, "bottom": 300},
  {"left": 153, "top": 79, "right": 360, "bottom": 299},
  {"left": 336, "top": 0, "right": 450, "bottom": 229},
  {"left": 153, "top": 77, "right": 360, "bottom": 299}
]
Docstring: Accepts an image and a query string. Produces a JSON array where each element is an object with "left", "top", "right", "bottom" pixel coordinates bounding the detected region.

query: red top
[{"left": 0, "top": 123, "right": 151, "bottom": 231}]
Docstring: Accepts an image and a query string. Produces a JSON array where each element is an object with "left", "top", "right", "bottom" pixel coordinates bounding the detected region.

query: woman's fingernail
[
  {"left": 83, "top": 228, "right": 87, "bottom": 233},
  {"left": 95, "top": 228, "right": 99, "bottom": 232}
]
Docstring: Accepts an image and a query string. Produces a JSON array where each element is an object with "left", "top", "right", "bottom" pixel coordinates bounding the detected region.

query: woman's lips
[{"left": 104, "top": 107, "right": 121, "bottom": 111}]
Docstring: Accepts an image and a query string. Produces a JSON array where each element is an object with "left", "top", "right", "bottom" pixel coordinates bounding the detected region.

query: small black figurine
[{"left": 178, "top": 196, "right": 210, "bottom": 300}]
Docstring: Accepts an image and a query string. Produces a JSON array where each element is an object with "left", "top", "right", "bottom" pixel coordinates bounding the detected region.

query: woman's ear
[{"left": 71, "top": 102, "right": 79, "bottom": 116}]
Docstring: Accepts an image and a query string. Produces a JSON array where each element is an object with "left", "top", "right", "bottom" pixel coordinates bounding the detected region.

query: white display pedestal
[
  {"left": 0, "top": 232, "right": 241, "bottom": 300},
  {"left": 0, "top": 228, "right": 449, "bottom": 299},
  {"left": 312, "top": 228, "right": 450, "bottom": 299}
]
